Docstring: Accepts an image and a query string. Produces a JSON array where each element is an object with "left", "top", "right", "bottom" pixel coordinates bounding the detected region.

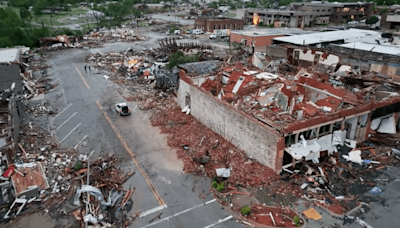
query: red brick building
[{"left": 194, "top": 18, "right": 244, "bottom": 32}]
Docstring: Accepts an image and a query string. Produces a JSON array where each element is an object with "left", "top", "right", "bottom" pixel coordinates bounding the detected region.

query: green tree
[
  {"left": 33, "top": 0, "right": 48, "bottom": 16},
  {"left": 167, "top": 51, "right": 199, "bottom": 69},
  {"left": 20, "top": 8, "right": 32, "bottom": 20},
  {"left": 366, "top": 15, "right": 379, "bottom": 28},
  {"left": 208, "top": 2, "right": 218, "bottom": 9},
  {"left": 245, "top": 2, "right": 257, "bottom": 8}
]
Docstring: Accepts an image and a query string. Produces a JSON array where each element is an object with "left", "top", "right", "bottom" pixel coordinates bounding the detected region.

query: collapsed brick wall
[{"left": 178, "top": 77, "right": 280, "bottom": 171}]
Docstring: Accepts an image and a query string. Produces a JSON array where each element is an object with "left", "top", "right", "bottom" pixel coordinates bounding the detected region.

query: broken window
[
  {"left": 333, "top": 121, "right": 342, "bottom": 131},
  {"left": 285, "top": 134, "right": 296, "bottom": 147},
  {"left": 360, "top": 114, "right": 368, "bottom": 127},
  {"left": 185, "top": 92, "right": 191, "bottom": 107},
  {"left": 319, "top": 124, "right": 331, "bottom": 136},
  {"left": 282, "top": 151, "right": 293, "bottom": 166},
  {"left": 298, "top": 129, "right": 316, "bottom": 141}
]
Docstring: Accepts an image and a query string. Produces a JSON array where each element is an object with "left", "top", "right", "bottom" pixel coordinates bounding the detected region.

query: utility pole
[{"left": 84, "top": 150, "right": 95, "bottom": 228}]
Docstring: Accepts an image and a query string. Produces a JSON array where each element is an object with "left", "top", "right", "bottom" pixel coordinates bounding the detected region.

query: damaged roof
[
  {"left": 178, "top": 60, "right": 219, "bottom": 75},
  {"left": 273, "top": 29, "right": 381, "bottom": 45},
  {"left": 0, "top": 48, "right": 20, "bottom": 63},
  {"left": 182, "top": 53, "right": 400, "bottom": 134},
  {"left": 332, "top": 42, "right": 400, "bottom": 56},
  {"left": 231, "top": 28, "right": 313, "bottom": 37}
]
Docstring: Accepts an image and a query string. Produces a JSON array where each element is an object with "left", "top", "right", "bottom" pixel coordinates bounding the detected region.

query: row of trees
[
  {"left": 0, "top": 7, "right": 84, "bottom": 48},
  {"left": 0, "top": 0, "right": 172, "bottom": 48}
]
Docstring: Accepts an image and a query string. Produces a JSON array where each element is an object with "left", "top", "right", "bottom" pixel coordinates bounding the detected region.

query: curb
[
  {"left": 211, "top": 187, "right": 307, "bottom": 228},
  {"left": 316, "top": 201, "right": 362, "bottom": 219}
]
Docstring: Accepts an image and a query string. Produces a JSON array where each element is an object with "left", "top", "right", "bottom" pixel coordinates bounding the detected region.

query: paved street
[
  {"left": 152, "top": 12, "right": 194, "bottom": 25},
  {"left": 40, "top": 37, "right": 243, "bottom": 228}
]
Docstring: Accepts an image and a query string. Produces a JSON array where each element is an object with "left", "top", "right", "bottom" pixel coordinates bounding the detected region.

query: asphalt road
[
  {"left": 152, "top": 12, "right": 194, "bottom": 25},
  {"left": 42, "top": 35, "right": 243, "bottom": 228}
]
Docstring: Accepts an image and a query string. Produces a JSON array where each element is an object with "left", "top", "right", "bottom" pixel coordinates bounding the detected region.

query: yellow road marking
[
  {"left": 75, "top": 67, "right": 90, "bottom": 89},
  {"left": 95, "top": 101, "right": 165, "bottom": 206}
]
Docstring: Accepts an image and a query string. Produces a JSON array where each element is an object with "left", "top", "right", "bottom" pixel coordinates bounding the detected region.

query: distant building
[
  {"left": 41, "top": 6, "right": 65, "bottom": 14},
  {"left": 244, "top": 9, "right": 310, "bottom": 28},
  {"left": 195, "top": 18, "right": 244, "bottom": 32},
  {"left": 291, "top": 1, "right": 373, "bottom": 24},
  {"left": 85, "top": 10, "right": 105, "bottom": 18},
  {"left": 133, "top": 3, "right": 170, "bottom": 9},
  {"left": 244, "top": 1, "right": 373, "bottom": 27},
  {"left": 218, "top": 5, "right": 230, "bottom": 12},
  {"left": 381, "top": 13, "right": 400, "bottom": 29}
]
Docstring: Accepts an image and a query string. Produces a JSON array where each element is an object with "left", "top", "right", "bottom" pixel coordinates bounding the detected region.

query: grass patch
[
  {"left": 138, "top": 21, "right": 147, "bottom": 26},
  {"left": 225, "top": 12, "right": 236, "bottom": 18},
  {"left": 81, "top": 23, "right": 97, "bottom": 33},
  {"left": 240, "top": 206, "right": 251, "bottom": 215},
  {"left": 69, "top": 7, "right": 87, "bottom": 15},
  {"left": 34, "top": 7, "right": 88, "bottom": 26}
]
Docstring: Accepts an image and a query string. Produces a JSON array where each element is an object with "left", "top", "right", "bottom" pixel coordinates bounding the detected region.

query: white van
[{"left": 192, "top": 29, "right": 203, "bottom": 35}]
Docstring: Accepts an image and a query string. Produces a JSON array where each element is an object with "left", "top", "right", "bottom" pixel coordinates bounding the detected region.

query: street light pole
[{"left": 85, "top": 150, "right": 95, "bottom": 228}]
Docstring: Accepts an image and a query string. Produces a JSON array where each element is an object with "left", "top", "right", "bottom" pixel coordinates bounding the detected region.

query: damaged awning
[{"left": 285, "top": 130, "right": 347, "bottom": 162}]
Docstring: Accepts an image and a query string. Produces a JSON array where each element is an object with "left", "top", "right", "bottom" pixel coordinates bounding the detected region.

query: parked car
[
  {"left": 115, "top": 102, "right": 131, "bottom": 116},
  {"left": 209, "top": 34, "right": 217, "bottom": 39},
  {"left": 348, "top": 20, "right": 359, "bottom": 25},
  {"left": 75, "top": 24, "right": 81, "bottom": 28}
]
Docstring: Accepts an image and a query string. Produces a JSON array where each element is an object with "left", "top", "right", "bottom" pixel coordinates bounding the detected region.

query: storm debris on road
[
  {"left": 86, "top": 48, "right": 178, "bottom": 109},
  {"left": 150, "top": 98, "right": 280, "bottom": 188},
  {"left": 0, "top": 101, "right": 135, "bottom": 227},
  {"left": 82, "top": 27, "right": 147, "bottom": 47},
  {"left": 1, "top": 122, "right": 136, "bottom": 227},
  {"left": 38, "top": 27, "right": 147, "bottom": 51}
]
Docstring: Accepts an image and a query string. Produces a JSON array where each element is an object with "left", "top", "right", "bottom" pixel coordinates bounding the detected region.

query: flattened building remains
[{"left": 177, "top": 30, "right": 400, "bottom": 174}]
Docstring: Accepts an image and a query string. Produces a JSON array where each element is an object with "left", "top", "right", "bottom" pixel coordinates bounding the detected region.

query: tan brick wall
[{"left": 178, "top": 75, "right": 281, "bottom": 172}]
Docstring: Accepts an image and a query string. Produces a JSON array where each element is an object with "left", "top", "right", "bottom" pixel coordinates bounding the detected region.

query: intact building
[
  {"left": 195, "top": 18, "right": 244, "bottom": 32},
  {"left": 244, "top": 9, "right": 311, "bottom": 28},
  {"left": 291, "top": 1, "right": 373, "bottom": 24},
  {"left": 244, "top": 1, "right": 373, "bottom": 27}
]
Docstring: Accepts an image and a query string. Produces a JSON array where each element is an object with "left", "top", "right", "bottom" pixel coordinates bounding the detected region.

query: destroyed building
[{"left": 177, "top": 52, "right": 400, "bottom": 173}]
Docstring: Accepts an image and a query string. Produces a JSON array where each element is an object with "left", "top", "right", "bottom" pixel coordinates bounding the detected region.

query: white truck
[
  {"left": 209, "top": 29, "right": 230, "bottom": 39},
  {"left": 192, "top": 29, "right": 204, "bottom": 35},
  {"left": 174, "top": 30, "right": 181, "bottom": 34}
]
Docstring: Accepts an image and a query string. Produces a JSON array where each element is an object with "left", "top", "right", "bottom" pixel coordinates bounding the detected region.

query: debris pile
[
  {"left": 70, "top": 154, "right": 136, "bottom": 227},
  {"left": 82, "top": 28, "right": 147, "bottom": 46},
  {"left": 86, "top": 48, "right": 179, "bottom": 109},
  {"left": 150, "top": 98, "right": 280, "bottom": 188},
  {"left": 22, "top": 52, "right": 56, "bottom": 100},
  {"left": 0, "top": 111, "right": 136, "bottom": 226},
  {"left": 38, "top": 28, "right": 147, "bottom": 51},
  {"left": 1, "top": 123, "right": 137, "bottom": 227}
]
